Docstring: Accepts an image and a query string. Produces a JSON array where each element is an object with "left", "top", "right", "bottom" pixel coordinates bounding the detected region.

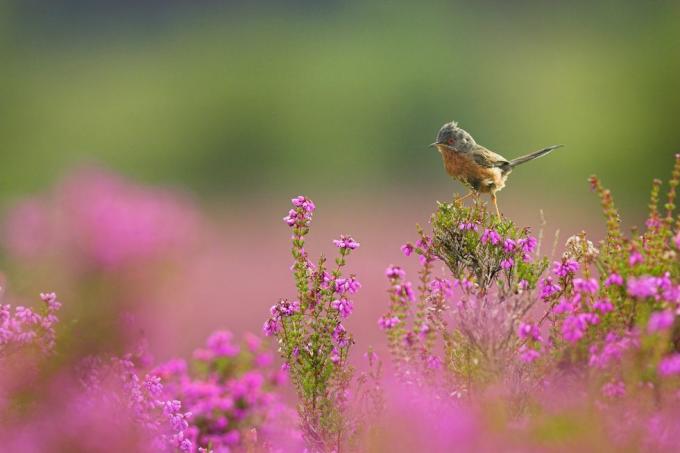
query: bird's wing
[{"left": 471, "top": 146, "right": 511, "bottom": 171}]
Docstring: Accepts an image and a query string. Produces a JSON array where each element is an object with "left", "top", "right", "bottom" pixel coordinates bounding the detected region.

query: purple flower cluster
[
  {"left": 627, "top": 273, "right": 680, "bottom": 302},
  {"left": 378, "top": 316, "right": 400, "bottom": 330},
  {"left": 283, "top": 196, "right": 315, "bottom": 226},
  {"left": 1, "top": 292, "right": 62, "bottom": 354},
  {"left": 553, "top": 259, "right": 580, "bottom": 278},
  {"left": 2, "top": 168, "right": 200, "bottom": 268},
  {"left": 264, "top": 299, "right": 301, "bottom": 337},
  {"left": 155, "top": 331, "right": 295, "bottom": 451},
  {"left": 588, "top": 331, "right": 639, "bottom": 369},
  {"left": 658, "top": 354, "right": 680, "bottom": 376},
  {"left": 333, "top": 235, "right": 360, "bottom": 250},
  {"left": 81, "top": 355, "right": 193, "bottom": 452}
]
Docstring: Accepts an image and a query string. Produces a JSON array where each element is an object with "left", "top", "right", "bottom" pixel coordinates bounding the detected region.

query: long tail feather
[{"left": 509, "top": 144, "right": 564, "bottom": 168}]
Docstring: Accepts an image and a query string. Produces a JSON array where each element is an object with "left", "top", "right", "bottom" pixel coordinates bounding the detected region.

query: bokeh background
[{"left": 1, "top": 0, "right": 679, "bottom": 360}]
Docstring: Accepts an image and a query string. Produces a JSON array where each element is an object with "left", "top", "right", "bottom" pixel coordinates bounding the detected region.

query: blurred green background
[{"left": 1, "top": 0, "right": 679, "bottom": 214}]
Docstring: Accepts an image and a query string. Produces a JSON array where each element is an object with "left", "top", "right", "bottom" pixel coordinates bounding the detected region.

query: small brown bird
[{"left": 431, "top": 121, "right": 564, "bottom": 218}]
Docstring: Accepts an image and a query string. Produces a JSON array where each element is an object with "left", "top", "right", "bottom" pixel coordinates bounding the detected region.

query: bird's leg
[
  {"left": 455, "top": 191, "right": 475, "bottom": 204},
  {"left": 490, "top": 192, "right": 501, "bottom": 219}
]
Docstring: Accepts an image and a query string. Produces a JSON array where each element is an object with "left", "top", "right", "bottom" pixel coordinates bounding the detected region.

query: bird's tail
[{"left": 509, "top": 144, "right": 564, "bottom": 168}]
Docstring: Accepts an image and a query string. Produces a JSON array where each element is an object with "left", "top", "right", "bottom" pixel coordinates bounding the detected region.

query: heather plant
[
  {"left": 379, "top": 154, "right": 680, "bottom": 450},
  {"left": 154, "top": 330, "right": 298, "bottom": 451},
  {"left": 263, "top": 196, "right": 364, "bottom": 451},
  {"left": 0, "top": 291, "right": 61, "bottom": 357},
  {"left": 382, "top": 198, "right": 549, "bottom": 395}
]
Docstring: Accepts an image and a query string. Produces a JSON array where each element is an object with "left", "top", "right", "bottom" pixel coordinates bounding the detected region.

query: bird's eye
[{"left": 448, "top": 138, "right": 455, "bottom": 145}]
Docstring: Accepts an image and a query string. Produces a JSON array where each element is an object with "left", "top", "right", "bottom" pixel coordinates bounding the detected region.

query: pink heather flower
[
  {"left": 500, "top": 257, "right": 514, "bottom": 270},
  {"left": 627, "top": 276, "right": 659, "bottom": 299},
  {"left": 331, "top": 298, "right": 354, "bottom": 318},
  {"left": 283, "top": 209, "right": 299, "bottom": 226},
  {"left": 378, "top": 316, "right": 400, "bottom": 330},
  {"left": 481, "top": 228, "right": 501, "bottom": 245},
  {"left": 541, "top": 277, "right": 562, "bottom": 300},
  {"left": 333, "top": 235, "right": 360, "bottom": 250},
  {"left": 291, "top": 195, "right": 315, "bottom": 212},
  {"left": 394, "top": 282, "right": 416, "bottom": 302},
  {"left": 519, "top": 236, "right": 538, "bottom": 254},
  {"left": 553, "top": 259, "right": 580, "bottom": 278},
  {"left": 519, "top": 345, "right": 540, "bottom": 363},
  {"left": 562, "top": 313, "right": 598, "bottom": 343},
  {"left": 263, "top": 318, "right": 280, "bottom": 336},
  {"left": 574, "top": 278, "right": 599, "bottom": 294},
  {"left": 518, "top": 279, "right": 529, "bottom": 291},
  {"left": 205, "top": 330, "right": 240, "bottom": 358},
  {"left": 332, "top": 323, "right": 350, "bottom": 347},
  {"left": 458, "top": 221, "right": 478, "bottom": 232},
  {"left": 645, "top": 216, "right": 661, "bottom": 229},
  {"left": 589, "top": 331, "right": 639, "bottom": 369},
  {"left": 385, "top": 265, "right": 406, "bottom": 279},
  {"left": 604, "top": 273, "right": 624, "bottom": 287},
  {"left": 518, "top": 322, "right": 541, "bottom": 341},
  {"left": 335, "top": 276, "right": 361, "bottom": 295},
  {"left": 272, "top": 299, "right": 301, "bottom": 317},
  {"left": 400, "top": 243, "right": 414, "bottom": 256},
  {"left": 648, "top": 310, "right": 675, "bottom": 333},
  {"left": 674, "top": 231, "right": 680, "bottom": 250},
  {"left": 629, "top": 251, "right": 643, "bottom": 266},
  {"left": 330, "top": 347, "right": 341, "bottom": 364},
  {"left": 426, "top": 355, "right": 442, "bottom": 369},
  {"left": 430, "top": 278, "right": 455, "bottom": 298},
  {"left": 602, "top": 380, "right": 626, "bottom": 399},
  {"left": 659, "top": 354, "right": 680, "bottom": 376},
  {"left": 503, "top": 238, "right": 517, "bottom": 253},
  {"left": 593, "top": 298, "right": 614, "bottom": 313},
  {"left": 552, "top": 298, "right": 575, "bottom": 314}
]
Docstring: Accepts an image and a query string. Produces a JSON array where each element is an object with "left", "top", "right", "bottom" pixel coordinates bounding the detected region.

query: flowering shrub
[
  {"left": 381, "top": 200, "right": 548, "bottom": 396},
  {"left": 377, "top": 154, "right": 680, "bottom": 450},
  {"left": 4, "top": 156, "right": 680, "bottom": 451},
  {"left": 264, "top": 196, "right": 368, "bottom": 451},
  {"left": 2, "top": 167, "right": 199, "bottom": 268},
  {"left": 154, "top": 330, "right": 298, "bottom": 451}
]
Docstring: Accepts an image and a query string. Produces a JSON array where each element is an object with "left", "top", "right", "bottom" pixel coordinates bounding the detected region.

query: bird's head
[{"left": 431, "top": 121, "right": 476, "bottom": 153}]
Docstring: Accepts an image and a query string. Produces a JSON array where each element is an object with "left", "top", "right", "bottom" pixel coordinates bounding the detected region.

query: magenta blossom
[
  {"left": 629, "top": 250, "right": 644, "bottom": 266},
  {"left": 400, "top": 243, "right": 414, "bottom": 256},
  {"left": 331, "top": 298, "right": 354, "bottom": 318},
  {"left": 500, "top": 257, "right": 514, "bottom": 270},
  {"left": 540, "top": 277, "right": 562, "bottom": 300},
  {"left": 335, "top": 276, "right": 362, "bottom": 295},
  {"left": 394, "top": 282, "right": 416, "bottom": 302},
  {"left": 333, "top": 235, "right": 360, "bottom": 250},
  {"left": 604, "top": 273, "right": 624, "bottom": 287},
  {"left": 519, "top": 345, "right": 541, "bottom": 363},
  {"left": 627, "top": 276, "right": 659, "bottom": 299},
  {"left": 518, "top": 236, "right": 538, "bottom": 254},
  {"left": 648, "top": 310, "right": 675, "bottom": 333},
  {"left": 385, "top": 265, "right": 406, "bottom": 280},
  {"left": 291, "top": 195, "right": 315, "bottom": 212},
  {"left": 574, "top": 278, "right": 599, "bottom": 294},
  {"left": 593, "top": 298, "right": 614, "bottom": 313},
  {"left": 503, "top": 238, "right": 517, "bottom": 253},
  {"left": 378, "top": 316, "right": 400, "bottom": 330},
  {"left": 458, "top": 221, "right": 478, "bottom": 232},
  {"left": 659, "top": 354, "right": 680, "bottom": 376},
  {"left": 481, "top": 228, "right": 501, "bottom": 246},
  {"left": 553, "top": 259, "right": 580, "bottom": 278},
  {"left": 518, "top": 322, "right": 541, "bottom": 341}
]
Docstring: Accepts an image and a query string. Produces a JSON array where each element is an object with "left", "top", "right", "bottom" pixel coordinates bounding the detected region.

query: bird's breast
[{"left": 438, "top": 147, "right": 507, "bottom": 193}]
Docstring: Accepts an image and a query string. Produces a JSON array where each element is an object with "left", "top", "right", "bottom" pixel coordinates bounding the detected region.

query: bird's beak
[{"left": 429, "top": 142, "right": 438, "bottom": 148}]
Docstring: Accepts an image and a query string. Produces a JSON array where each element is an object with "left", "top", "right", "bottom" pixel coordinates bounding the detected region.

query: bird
[{"left": 430, "top": 121, "right": 564, "bottom": 218}]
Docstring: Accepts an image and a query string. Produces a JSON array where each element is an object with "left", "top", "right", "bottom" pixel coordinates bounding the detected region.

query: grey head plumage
[{"left": 433, "top": 121, "right": 477, "bottom": 153}]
